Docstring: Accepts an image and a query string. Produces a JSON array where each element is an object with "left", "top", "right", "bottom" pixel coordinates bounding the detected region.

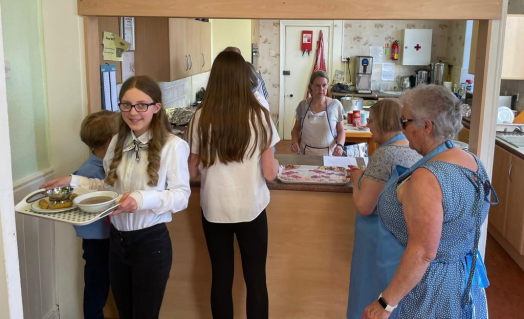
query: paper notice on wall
[
  {"left": 381, "top": 63, "right": 395, "bottom": 81},
  {"left": 103, "top": 32, "right": 130, "bottom": 62},
  {"left": 100, "top": 64, "right": 119, "bottom": 112},
  {"left": 369, "top": 46, "right": 383, "bottom": 64}
]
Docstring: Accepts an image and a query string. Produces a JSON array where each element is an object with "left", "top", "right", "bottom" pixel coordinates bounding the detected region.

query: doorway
[{"left": 279, "top": 21, "right": 334, "bottom": 140}]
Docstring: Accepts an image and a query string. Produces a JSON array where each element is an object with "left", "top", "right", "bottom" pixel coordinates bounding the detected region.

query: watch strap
[
  {"left": 336, "top": 143, "right": 344, "bottom": 148},
  {"left": 378, "top": 293, "right": 397, "bottom": 312}
]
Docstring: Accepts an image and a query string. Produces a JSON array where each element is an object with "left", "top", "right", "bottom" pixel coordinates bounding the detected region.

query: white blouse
[
  {"left": 71, "top": 130, "right": 191, "bottom": 231},
  {"left": 190, "top": 109, "right": 280, "bottom": 223}
]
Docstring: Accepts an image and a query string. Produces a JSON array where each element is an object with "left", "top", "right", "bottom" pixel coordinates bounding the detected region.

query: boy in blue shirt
[{"left": 74, "top": 110, "right": 118, "bottom": 319}]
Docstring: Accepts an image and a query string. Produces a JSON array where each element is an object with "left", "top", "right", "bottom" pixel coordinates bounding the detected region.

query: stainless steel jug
[
  {"left": 430, "top": 62, "right": 448, "bottom": 85},
  {"left": 415, "top": 69, "right": 430, "bottom": 86}
]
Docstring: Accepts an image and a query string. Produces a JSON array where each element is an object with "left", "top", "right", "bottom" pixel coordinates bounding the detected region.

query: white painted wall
[
  {"left": 0, "top": 5, "right": 24, "bottom": 319},
  {"left": 41, "top": 0, "right": 89, "bottom": 317}
]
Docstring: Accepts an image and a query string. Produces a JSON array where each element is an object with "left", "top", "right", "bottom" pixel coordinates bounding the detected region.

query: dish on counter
[
  {"left": 277, "top": 165, "right": 350, "bottom": 185},
  {"left": 497, "top": 106, "right": 515, "bottom": 124}
]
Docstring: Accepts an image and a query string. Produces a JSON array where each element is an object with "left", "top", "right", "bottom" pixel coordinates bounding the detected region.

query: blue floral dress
[{"left": 377, "top": 149, "right": 496, "bottom": 318}]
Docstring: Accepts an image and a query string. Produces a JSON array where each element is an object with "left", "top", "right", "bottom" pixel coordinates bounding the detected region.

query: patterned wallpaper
[
  {"left": 256, "top": 20, "right": 281, "bottom": 118},
  {"left": 255, "top": 20, "right": 469, "bottom": 117}
]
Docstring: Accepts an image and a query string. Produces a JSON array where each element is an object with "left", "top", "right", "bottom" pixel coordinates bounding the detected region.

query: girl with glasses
[{"left": 42, "top": 75, "right": 191, "bottom": 318}]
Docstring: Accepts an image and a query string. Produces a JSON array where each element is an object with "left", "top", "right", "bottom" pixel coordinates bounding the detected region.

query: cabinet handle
[
  {"left": 189, "top": 55, "right": 193, "bottom": 70},
  {"left": 509, "top": 163, "right": 514, "bottom": 182},
  {"left": 202, "top": 53, "right": 205, "bottom": 67},
  {"left": 185, "top": 55, "right": 189, "bottom": 71}
]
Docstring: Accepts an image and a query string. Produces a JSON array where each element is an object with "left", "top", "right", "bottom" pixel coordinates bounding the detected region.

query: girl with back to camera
[
  {"left": 187, "top": 51, "right": 280, "bottom": 319},
  {"left": 42, "top": 75, "right": 191, "bottom": 319}
]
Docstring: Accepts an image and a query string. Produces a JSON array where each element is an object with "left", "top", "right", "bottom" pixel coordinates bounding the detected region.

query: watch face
[{"left": 378, "top": 296, "right": 388, "bottom": 309}]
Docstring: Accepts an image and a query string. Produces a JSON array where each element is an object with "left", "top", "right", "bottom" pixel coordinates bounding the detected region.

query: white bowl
[{"left": 73, "top": 191, "right": 119, "bottom": 213}]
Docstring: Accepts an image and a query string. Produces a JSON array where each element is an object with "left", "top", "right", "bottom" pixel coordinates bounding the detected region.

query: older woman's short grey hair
[
  {"left": 399, "top": 84, "right": 463, "bottom": 142},
  {"left": 246, "top": 62, "right": 259, "bottom": 90}
]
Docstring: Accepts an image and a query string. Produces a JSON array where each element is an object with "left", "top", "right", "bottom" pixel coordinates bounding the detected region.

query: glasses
[
  {"left": 400, "top": 116, "right": 415, "bottom": 129},
  {"left": 118, "top": 102, "right": 156, "bottom": 112}
]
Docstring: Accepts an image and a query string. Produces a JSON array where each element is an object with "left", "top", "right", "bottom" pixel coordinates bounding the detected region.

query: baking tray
[
  {"left": 277, "top": 165, "right": 350, "bottom": 186},
  {"left": 15, "top": 188, "right": 119, "bottom": 226}
]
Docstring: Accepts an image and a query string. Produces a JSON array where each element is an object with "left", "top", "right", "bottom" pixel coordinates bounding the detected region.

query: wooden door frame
[
  {"left": 279, "top": 20, "right": 334, "bottom": 137},
  {"left": 78, "top": 0, "right": 507, "bottom": 256}
]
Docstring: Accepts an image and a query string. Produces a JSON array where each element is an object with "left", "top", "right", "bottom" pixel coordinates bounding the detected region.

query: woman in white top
[
  {"left": 291, "top": 71, "right": 346, "bottom": 156},
  {"left": 42, "top": 76, "right": 191, "bottom": 318},
  {"left": 188, "top": 51, "right": 280, "bottom": 319}
]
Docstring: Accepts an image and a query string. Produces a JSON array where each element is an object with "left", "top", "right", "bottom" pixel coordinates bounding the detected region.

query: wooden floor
[{"left": 105, "top": 140, "right": 524, "bottom": 318}]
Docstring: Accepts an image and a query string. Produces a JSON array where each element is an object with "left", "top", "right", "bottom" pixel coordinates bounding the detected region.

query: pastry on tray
[{"left": 278, "top": 165, "right": 350, "bottom": 185}]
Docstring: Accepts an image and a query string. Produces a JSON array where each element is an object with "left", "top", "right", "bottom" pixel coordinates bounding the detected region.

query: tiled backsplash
[
  {"left": 159, "top": 71, "right": 211, "bottom": 109},
  {"left": 159, "top": 78, "right": 192, "bottom": 109}
]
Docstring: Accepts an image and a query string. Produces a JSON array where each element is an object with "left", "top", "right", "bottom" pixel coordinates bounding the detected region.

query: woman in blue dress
[
  {"left": 347, "top": 99, "right": 421, "bottom": 318},
  {"left": 363, "top": 85, "right": 497, "bottom": 319}
]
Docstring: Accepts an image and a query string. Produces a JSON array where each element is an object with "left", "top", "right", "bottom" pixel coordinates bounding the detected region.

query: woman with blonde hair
[
  {"left": 42, "top": 75, "right": 191, "bottom": 318},
  {"left": 188, "top": 51, "right": 280, "bottom": 319},
  {"left": 346, "top": 99, "right": 421, "bottom": 318}
]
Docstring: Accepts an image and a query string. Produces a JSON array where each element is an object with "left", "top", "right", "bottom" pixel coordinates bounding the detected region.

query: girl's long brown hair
[
  {"left": 188, "top": 51, "right": 272, "bottom": 168},
  {"left": 106, "top": 75, "right": 172, "bottom": 187}
]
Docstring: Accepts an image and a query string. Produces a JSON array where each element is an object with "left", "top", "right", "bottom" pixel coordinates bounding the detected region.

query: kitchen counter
[
  {"left": 331, "top": 90, "right": 401, "bottom": 99},
  {"left": 191, "top": 154, "right": 355, "bottom": 193},
  {"left": 462, "top": 117, "right": 524, "bottom": 160},
  {"left": 168, "top": 157, "right": 355, "bottom": 317}
]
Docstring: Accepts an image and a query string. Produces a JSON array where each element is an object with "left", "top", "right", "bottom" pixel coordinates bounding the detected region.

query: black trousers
[
  {"left": 202, "top": 210, "right": 269, "bottom": 319},
  {"left": 82, "top": 238, "right": 110, "bottom": 319},
  {"left": 109, "top": 223, "right": 172, "bottom": 319}
]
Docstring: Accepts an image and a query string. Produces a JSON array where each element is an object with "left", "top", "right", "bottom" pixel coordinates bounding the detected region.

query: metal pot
[
  {"left": 415, "top": 69, "right": 430, "bottom": 86},
  {"left": 341, "top": 97, "right": 363, "bottom": 112},
  {"left": 398, "top": 76, "right": 412, "bottom": 91},
  {"left": 430, "top": 62, "right": 448, "bottom": 85}
]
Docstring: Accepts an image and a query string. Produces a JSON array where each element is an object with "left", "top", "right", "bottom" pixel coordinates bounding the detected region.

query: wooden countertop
[
  {"left": 190, "top": 154, "right": 355, "bottom": 193},
  {"left": 345, "top": 124, "right": 372, "bottom": 138},
  {"left": 462, "top": 117, "right": 524, "bottom": 160}
]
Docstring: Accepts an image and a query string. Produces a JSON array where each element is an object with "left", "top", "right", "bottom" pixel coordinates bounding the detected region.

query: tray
[
  {"left": 15, "top": 188, "right": 119, "bottom": 226},
  {"left": 277, "top": 165, "right": 350, "bottom": 186}
]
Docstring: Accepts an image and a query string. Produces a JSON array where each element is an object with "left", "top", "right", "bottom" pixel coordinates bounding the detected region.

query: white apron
[{"left": 300, "top": 100, "right": 336, "bottom": 156}]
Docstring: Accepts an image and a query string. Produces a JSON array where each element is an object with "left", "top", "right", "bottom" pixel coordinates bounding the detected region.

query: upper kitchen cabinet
[
  {"left": 134, "top": 18, "right": 211, "bottom": 82},
  {"left": 400, "top": 29, "right": 432, "bottom": 66},
  {"left": 469, "top": 15, "right": 524, "bottom": 80}
]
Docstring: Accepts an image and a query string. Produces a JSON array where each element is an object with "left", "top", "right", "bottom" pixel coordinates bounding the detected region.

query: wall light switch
[{"left": 4, "top": 60, "right": 11, "bottom": 78}]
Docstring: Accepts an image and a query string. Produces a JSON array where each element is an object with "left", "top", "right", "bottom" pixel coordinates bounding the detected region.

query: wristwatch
[
  {"left": 336, "top": 143, "right": 344, "bottom": 149},
  {"left": 378, "top": 293, "right": 397, "bottom": 312}
]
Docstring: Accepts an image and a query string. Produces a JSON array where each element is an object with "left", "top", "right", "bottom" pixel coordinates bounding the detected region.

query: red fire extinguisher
[{"left": 391, "top": 40, "right": 399, "bottom": 60}]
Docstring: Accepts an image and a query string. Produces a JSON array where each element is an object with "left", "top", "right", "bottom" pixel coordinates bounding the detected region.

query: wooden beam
[
  {"left": 78, "top": 0, "right": 502, "bottom": 20},
  {"left": 469, "top": 20, "right": 492, "bottom": 158},
  {"left": 83, "top": 16, "right": 102, "bottom": 114}
]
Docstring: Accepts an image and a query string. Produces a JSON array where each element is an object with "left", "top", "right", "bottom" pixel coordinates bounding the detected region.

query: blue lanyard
[
  {"left": 380, "top": 133, "right": 406, "bottom": 148},
  {"left": 397, "top": 140, "right": 455, "bottom": 181}
]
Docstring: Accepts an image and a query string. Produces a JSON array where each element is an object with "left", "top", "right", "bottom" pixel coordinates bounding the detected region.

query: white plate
[
  {"left": 31, "top": 199, "right": 76, "bottom": 214},
  {"left": 498, "top": 106, "right": 515, "bottom": 124}
]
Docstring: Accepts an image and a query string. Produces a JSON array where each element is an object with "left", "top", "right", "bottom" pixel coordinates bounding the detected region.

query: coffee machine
[{"left": 355, "top": 56, "right": 373, "bottom": 93}]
